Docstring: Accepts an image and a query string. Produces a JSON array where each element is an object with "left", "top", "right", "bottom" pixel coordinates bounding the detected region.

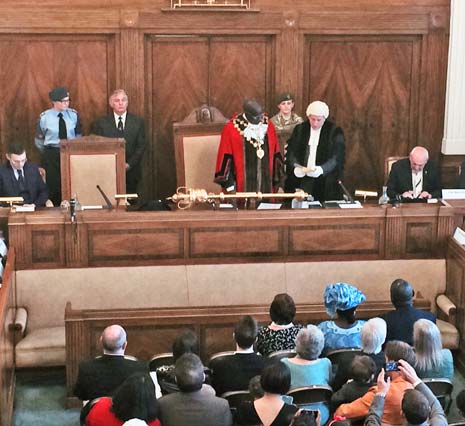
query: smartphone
[{"left": 384, "top": 361, "right": 399, "bottom": 372}]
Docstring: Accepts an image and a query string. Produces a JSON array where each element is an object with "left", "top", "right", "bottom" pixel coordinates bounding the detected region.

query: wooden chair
[
  {"left": 149, "top": 352, "right": 174, "bottom": 371},
  {"left": 287, "top": 385, "right": 333, "bottom": 407},
  {"left": 384, "top": 156, "right": 407, "bottom": 184},
  {"left": 208, "top": 350, "right": 236, "bottom": 367},
  {"left": 221, "top": 390, "right": 253, "bottom": 414},
  {"left": 268, "top": 349, "right": 296, "bottom": 360},
  {"left": 326, "top": 348, "right": 362, "bottom": 366},
  {"left": 423, "top": 378, "right": 453, "bottom": 414},
  {"left": 436, "top": 294, "right": 460, "bottom": 350}
]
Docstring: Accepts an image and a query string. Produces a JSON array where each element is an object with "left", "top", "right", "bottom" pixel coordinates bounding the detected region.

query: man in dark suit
[
  {"left": 0, "top": 143, "right": 48, "bottom": 207},
  {"left": 158, "top": 353, "right": 233, "bottom": 426},
  {"left": 210, "top": 315, "right": 265, "bottom": 396},
  {"left": 73, "top": 324, "right": 148, "bottom": 402},
  {"left": 387, "top": 146, "right": 442, "bottom": 200},
  {"left": 381, "top": 279, "right": 436, "bottom": 346},
  {"left": 92, "top": 89, "right": 145, "bottom": 194}
]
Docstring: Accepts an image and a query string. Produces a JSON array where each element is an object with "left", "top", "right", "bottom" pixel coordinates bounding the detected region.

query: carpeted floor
[{"left": 11, "top": 366, "right": 465, "bottom": 425}]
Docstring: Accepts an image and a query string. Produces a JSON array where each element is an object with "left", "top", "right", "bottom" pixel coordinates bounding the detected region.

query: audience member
[
  {"left": 74, "top": 324, "right": 151, "bottom": 402},
  {"left": 158, "top": 353, "right": 233, "bottom": 426},
  {"left": 0, "top": 143, "right": 49, "bottom": 207},
  {"left": 381, "top": 279, "right": 436, "bottom": 346},
  {"left": 318, "top": 282, "right": 366, "bottom": 353},
  {"left": 248, "top": 375, "right": 265, "bottom": 400},
  {"left": 285, "top": 100, "right": 345, "bottom": 202},
  {"left": 335, "top": 340, "right": 416, "bottom": 424},
  {"left": 156, "top": 329, "right": 210, "bottom": 394},
  {"left": 256, "top": 293, "right": 304, "bottom": 356},
  {"left": 85, "top": 373, "right": 160, "bottom": 426},
  {"left": 363, "top": 359, "right": 447, "bottom": 426},
  {"left": 289, "top": 409, "right": 319, "bottom": 426},
  {"left": 386, "top": 146, "right": 442, "bottom": 200},
  {"left": 413, "top": 319, "right": 453, "bottom": 380},
  {"left": 210, "top": 315, "right": 265, "bottom": 396},
  {"left": 281, "top": 326, "right": 332, "bottom": 424},
  {"left": 236, "top": 360, "right": 299, "bottom": 426},
  {"left": 331, "top": 355, "right": 376, "bottom": 410},
  {"left": 332, "top": 317, "right": 386, "bottom": 391},
  {"left": 92, "top": 89, "right": 146, "bottom": 195},
  {"left": 214, "top": 99, "right": 283, "bottom": 193},
  {"left": 35, "top": 86, "right": 81, "bottom": 205},
  {"left": 456, "top": 389, "right": 465, "bottom": 417}
]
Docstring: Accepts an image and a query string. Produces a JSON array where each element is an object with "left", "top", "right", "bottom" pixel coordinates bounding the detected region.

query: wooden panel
[
  {"left": 0, "top": 35, "right": 115, "bottom": 163},
  {"left": 30, "top": 226, "right": 65, "bottom": 267},
  {"left": 304, "top": 35, "right": 420, "bottom": 195},
  {"left": 190, "top": 226, "right": 283, "bottom": 258},
  {"left": 0, "top": 252, "right": 16, "bottom": 426}
]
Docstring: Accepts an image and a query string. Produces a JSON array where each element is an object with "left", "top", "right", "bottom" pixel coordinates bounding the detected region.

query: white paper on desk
[
  {"left": 81, "top": 205, "right": 104, "bottom": 210},
  {"left": 0, "top": 239, "right": 7, "bottom": 257},
  {"left": 453, "top": 227, "right": 465, "bottom": 245},
  {"left": 427, "top": 198, "right": 439, "bottom": 203},
  {"left": 442, "top": 189, "right": 465, "bottom": 200},
  {"left": 219, "top": 203, "right": 234, "bottom": 209},
  {"left": 257, "top": 203, "right": 282, "bottom": 210},
  {"left": 14, "top": 205, "right": 35, "bottom": 212},
  {"left": 339, "top": 201, "right": 363, "bottom": 209}
]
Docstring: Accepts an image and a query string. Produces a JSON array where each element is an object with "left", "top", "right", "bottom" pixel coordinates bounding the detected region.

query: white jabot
[{"left": 306, "top": 127, "right": 322, "bottom": 170}]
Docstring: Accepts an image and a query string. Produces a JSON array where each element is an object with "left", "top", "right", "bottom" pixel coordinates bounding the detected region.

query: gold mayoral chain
[{"left": 233, "top": 113, "right": 268, "bottom": 159}]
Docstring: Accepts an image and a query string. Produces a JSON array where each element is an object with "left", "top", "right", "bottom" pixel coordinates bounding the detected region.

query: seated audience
[
  {"left": 248, "top": 375, "right": 265, "bottom": 400},
  {"left": 158, "top": 353, "right": 232, "bottom": 426},
  {"left": 74, "top": 324, "right": 150, "bottom": 402},
  {"left": 86, "top": 373, "right": 160, "bottom": 426},
  {"left": 363, "top": 359, "right": 447, "bottom": 426},
  {"left": 456, "top": 389, "right": 465, "bottom": 417},
  {"left": 281, "top": 326, "right": 332, "bottom": 424},
  {"left": 289, "top": 409, "right": 319, "bottom": 426},
  {"left": 332, "top": 317, "right": 386, "bottom": 391},
  {"left": 318, "top": 282, "right": 366, "bottom": 353},
  {"left": 156, "top": 329, "right": 210, "bottom": 394},
  {"left": 381, "top": 279, "right": 436, "bottom": 346},
  {"left": 210, "top": 315, "right": 265, "bottom": 396},
  {"left": 413, "top": 319, "right": 453, "bottom": 380},
  {"left": 0, "top": 143, "right": 49, "bottom": 207},
  {"left": 256, "top": 293, "right": 304, "bottom": 356},
  {"left": 236, "top": 361, "right": 299, "bottom": 426},
  {"left": 331, "top": 355, "right": 376, "bottom": 410},
  {"left": 335, "top": 340, "right": 416, "bottom": 425}
]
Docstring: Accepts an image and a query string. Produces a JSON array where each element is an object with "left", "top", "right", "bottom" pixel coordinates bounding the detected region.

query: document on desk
[
  {"left": 453, "top": 227, "right": 465, "bottom": 245},
  {"left": 339, "top": 201, "right": 363, "bottom": 209},
  {"left": 257, "top": 203, "right": 282, "bottom": 210}
]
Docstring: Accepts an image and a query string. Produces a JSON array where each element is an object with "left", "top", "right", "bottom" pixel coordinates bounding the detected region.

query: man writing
[
  {"left": 93, "top": 89, "right": 146, "bottom": 195},
  {"left": 387, "top": 146, "right": 442, "bottom": 200},
  {"left": 0, "top": 143, "right": 49, "bottom": 207}
]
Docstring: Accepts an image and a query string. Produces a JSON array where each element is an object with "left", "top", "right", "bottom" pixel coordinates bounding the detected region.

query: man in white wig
[{"left": 285, "top": 100, "right": 345, "bottom": 202}]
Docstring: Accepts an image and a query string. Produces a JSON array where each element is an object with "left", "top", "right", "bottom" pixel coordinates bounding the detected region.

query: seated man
[
  {"left": 381, "top": 279, "right": 436, "bottom": 346},
  {"left": 363, "top": 359, "right": 447, "bottom": 426},
  {"left": 387, "top": 146, "right": 442, "bottom": 200},
  {"left": 0, "top": 143, "right": 48, "bottom": 207},
  {"left": 210, "top": 315, "right": 265, "bottom": 396},
  {"left": 158, "top": 353, "right": 233, "bottom": 426},
  {"left": 335, "top": 340, "right": 415, "bottom": 425},
  {"left": 73, "top": 324, "right": 150, "bottom": 402}
]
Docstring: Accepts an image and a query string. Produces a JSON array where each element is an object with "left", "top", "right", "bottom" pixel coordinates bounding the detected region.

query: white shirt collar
[{"left": 114, "top": 111, "right": 127, "bottom": 127}]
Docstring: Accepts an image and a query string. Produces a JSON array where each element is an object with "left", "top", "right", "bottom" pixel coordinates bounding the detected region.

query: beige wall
[{"left": 16, "top": 259, "right": 446, "bottom": 331}]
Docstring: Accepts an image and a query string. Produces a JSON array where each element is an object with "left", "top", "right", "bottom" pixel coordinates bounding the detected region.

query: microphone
[
  {"left": 337, "top": 180, "right": 354, "bottom": 203},
  {"left": 70, "top": 197, "right": 76, "bottom": 223},
  {"left": 96, "top": 185, "right": 114, "bottom": 210}
]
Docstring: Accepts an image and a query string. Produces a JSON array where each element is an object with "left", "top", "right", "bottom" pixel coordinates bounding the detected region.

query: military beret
[
  {"left": 49, "top": 86, "right": 69, "bottom": 102},
  {"left": 277, "top": 92, "right": 294, "bottom": 104}
]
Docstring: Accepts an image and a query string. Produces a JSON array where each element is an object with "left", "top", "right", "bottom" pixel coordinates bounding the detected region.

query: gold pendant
[{"left": 256, "top": 148, "right": 265, "bottom": 159}]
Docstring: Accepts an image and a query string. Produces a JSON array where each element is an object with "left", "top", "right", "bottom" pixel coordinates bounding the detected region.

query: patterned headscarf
[{"left": 324, "top": 282, "right": 366, "bottom": 318}]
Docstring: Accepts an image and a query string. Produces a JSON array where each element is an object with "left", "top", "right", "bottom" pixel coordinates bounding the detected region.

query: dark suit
[
  {"left": 381, "top": 305, "right": 436, "bottom": 346},
  {"left": 210, "top": 352, "right": 265, "bottom": 396},
  {"left": 387, "top": 158, "right": 442, "bottom": 199},
  {"left": 73, "top": 354, "right": 148, "bottom": 401},
  {"left": 0, "top": 161, "right": 48, "bottom": 207},
  {"left": 285, "top": 119, "right": 345, "bottom": 202},
  {"left": 92, "top": 112, "right": 146, "bottom": 193}
]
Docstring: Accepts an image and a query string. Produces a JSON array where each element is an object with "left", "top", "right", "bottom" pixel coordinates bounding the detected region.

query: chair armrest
[
  {"left": 12, "top": 307, "right": 28, "bottom": 340},
  {"left": 436, "top": 295, "right": 456, "bottom": 323}
]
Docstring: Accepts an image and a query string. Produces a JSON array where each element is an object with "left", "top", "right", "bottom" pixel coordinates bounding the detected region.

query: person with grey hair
[
  {"left": 413, "top": 319, "right": 453, "bottom": 380},
  {"left": 158, "top": 353, "right": 233, "bottom": 426},
  {"left": 280, "top": 326, "right": 332, "bottom": 424},
  {"left": 332, "top": 317, "right": 387, "bottom": 391},
  {"left": 74, "top": 324, "right": 149, "bottom": 402},
  {"left": 285, "top": 100, "right": 345, "bottom": 201}
]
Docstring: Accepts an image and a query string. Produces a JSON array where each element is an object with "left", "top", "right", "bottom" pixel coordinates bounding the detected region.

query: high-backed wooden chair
[
  {"left": 173, "top": 105, "right": 227, "bottom": 193},
  {"left": 384, "top": 156, "right": 407, "bottom": 184}
]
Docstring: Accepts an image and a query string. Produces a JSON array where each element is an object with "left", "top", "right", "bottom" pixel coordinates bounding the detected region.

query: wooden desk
[{"left": 7, "top": 203, "right": 456, "bottom": 270}]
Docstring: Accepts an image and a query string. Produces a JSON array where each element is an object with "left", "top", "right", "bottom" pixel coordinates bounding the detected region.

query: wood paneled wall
[{"left": 0, "top": 1, "right": 450, "bottom": 200}]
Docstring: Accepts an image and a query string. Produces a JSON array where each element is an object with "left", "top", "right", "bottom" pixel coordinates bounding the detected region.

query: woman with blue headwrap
[{"left": 317, "top": 283, "right": 366, "bottom": 354}]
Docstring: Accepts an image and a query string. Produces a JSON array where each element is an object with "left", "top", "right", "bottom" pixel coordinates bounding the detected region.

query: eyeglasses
[{"left": 60, "top": 98, "right": 70, "bottom": 103}]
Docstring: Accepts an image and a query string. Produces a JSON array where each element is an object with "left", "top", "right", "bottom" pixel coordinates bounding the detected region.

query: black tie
[
  {"left": 58, "top": 112, "right": 67, "bottom": 140},
  {"left": 17, "top": 169, "right": 25, "bottom": 192},
  {"left": 118, "top": 117, "right": 124, "bottom": 132}
]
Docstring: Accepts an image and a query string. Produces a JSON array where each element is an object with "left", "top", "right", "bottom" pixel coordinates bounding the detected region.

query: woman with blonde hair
[{"left": 413, "top": 319, "right": 453, "bottom": 380}]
